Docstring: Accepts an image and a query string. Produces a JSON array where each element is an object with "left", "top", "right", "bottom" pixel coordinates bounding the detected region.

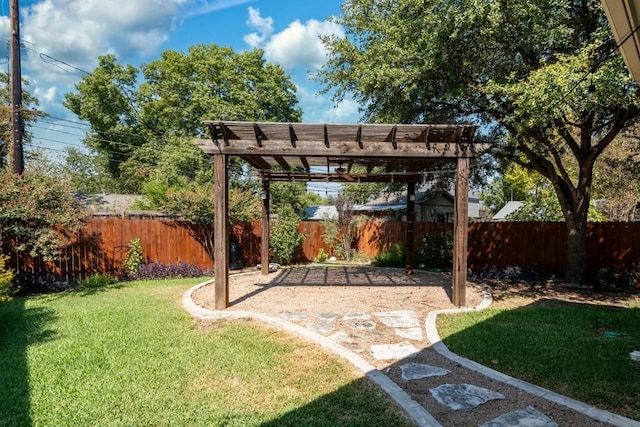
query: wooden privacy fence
[{"left": 6, "top": 218, "right": 640, "bottom": 281}]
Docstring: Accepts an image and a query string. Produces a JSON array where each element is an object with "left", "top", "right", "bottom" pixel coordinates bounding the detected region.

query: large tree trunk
[
  {"left": 558, "top": 167, "right": 591, "bottom": 284},
  {"left": 564, "top": 214, "right": 587, "bottom": 283}
]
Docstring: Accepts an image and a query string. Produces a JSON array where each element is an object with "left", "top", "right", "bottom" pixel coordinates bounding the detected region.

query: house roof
[
  {"left": 74, "top": 193, "right": 143, "bottom": 212},
  {"left": 601, "top": 0, "right": 640, "bottom": 82},
  {"left": 304, "top": 203, "right": 406, "bottom": 220},
  {"left": 492, "top": 201, "right": 524, "bottom": 220}
]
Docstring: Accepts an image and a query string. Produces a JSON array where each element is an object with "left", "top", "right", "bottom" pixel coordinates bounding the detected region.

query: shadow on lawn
[
  {"left": 258, "top": 376, "right": 413, "bottom": 427},
  {"left": 0, "top": 297, "right": 57, "bottom": 426},
  {"left": 441, "top": 298, "right": 640, "bottom": 421},
  {"left": 259, "top": 298, "right": 640, "bottom": 426}
]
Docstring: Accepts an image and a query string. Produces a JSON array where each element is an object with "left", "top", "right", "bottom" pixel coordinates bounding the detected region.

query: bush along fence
[{"left": 4, "top": 218, "right": 640, "bottom": 283}]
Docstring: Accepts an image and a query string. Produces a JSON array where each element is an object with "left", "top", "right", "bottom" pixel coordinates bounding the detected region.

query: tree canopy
[
  {"left": 0, "top": 72, "right": 40, "bottom": 169},
  {"left": 64, "top": 45, "right": 302, "bottom": 193},
  {"left": 0, "top": 169, "right": 85, "bottom": 261},
  {"left": 320, "top": 0, "right": 640, "bottom": 282}
]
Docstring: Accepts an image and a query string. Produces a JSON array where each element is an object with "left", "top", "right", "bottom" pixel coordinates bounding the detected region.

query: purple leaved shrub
[{"left": 134, "top": 261, "right": 213, "bottom": 280}]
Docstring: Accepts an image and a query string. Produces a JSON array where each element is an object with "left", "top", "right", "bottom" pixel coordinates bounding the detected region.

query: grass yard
[
  {"left": 0, "top": 278, "right": 411, "bottom": 427},
  {"left": 437, "top": 298, "right": 640, "bottom": 420}
]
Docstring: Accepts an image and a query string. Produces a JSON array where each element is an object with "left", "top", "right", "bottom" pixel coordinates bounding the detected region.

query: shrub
[
  {"left": 372, "top": 243, "right": 405, "bottom": 268},
  {"left": 592, "top": 264, "right": 640, "bottom": 293},
  {"left": 270, "top": 206, "right": 305, "bottom": 265},
  {"left": 78, "top": 274, "right": 118, "bottom": 289},
  {"left": 321, "top": 216, "right": 340, "bottom": 258},
  {"left": 13, "top": 271, "right": 72, "bottom": 295},
  {"left": 0, "top": 254, "right": 15, "bottom": 300},
  {"left": 134, "top": 261, "right": 213, "bottom": 280},
  {"left": 417, "top": 231, "right": 453, "bottom": 270},
  {"left": 123, "top": 238, "right": 144, "bottom": 277},
  {"left": 315, "top": 248, "right": 328, "bottom": 263}
]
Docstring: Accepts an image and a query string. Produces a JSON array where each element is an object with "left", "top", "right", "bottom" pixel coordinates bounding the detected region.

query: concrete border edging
[
  {"left": 425, "top": 287, "right": 640, "bottom": 427},
  {"left": 183, "top": 280, "right": 442, "bottom": 427}
]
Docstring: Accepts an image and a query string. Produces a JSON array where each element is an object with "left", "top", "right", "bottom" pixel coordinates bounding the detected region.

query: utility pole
[{"left": 10, "top": 0, "right": 23, "bottom": 174}]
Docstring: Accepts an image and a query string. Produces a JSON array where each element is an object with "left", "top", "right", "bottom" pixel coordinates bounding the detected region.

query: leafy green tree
[
  {"left": 63, "top": 55, "right": 145, "bottom": 179},
  {"left": 64, "top": 46, "right": 302, "bottom": 193},
  {"left": 60, "top": 147, "right": 118, "bottom": 194},
  {"left": 161, "top": 176, "right": 260, "bottom": 264},
  {"left": 320, "top": 0, "right": 640, "bottom": 282},
  {"left": 0, "top": 73, "right": 40, "bottom": 169},
  {"left": 270, "top": 181, "right": 309, "bottom": 217},
  {"left": 592, "top": 126, "right": 640, "bottom": 221},
  {"left": 0, "top": 169, "right": 85, "bottom": 261}
]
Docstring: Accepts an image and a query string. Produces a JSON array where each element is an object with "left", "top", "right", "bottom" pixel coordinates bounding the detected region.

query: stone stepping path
[{"left": 279, "top": 309, "right": 560, "bottom": 426}]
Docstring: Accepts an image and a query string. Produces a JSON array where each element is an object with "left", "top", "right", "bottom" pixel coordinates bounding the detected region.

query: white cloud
[
  {"left": 296, "top": 84, "right": 360, "bottom": 124},
  {"left": 244, "top": 8, "right": 344, "bottom": 70},
  {"left": 244, "top": 6, "right": 273, "bottom": 47},
  {"left": 34, "top": 84, "right": 57, "bottom": 104},
  {"left": 22, "top": 0, "right": 180, "bottom": 72},
  {"left": 183, "top": 0, "right": 254, "bottom": 19}
]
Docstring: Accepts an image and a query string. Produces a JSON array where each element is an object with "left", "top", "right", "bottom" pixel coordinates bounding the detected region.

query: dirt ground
[{"left": 190, "top": 265, "right": 635, "bottom": 426}]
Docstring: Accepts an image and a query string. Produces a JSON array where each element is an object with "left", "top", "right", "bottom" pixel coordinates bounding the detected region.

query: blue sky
[{"left": 0, "top": 0, "right": 359, "bottom": 162}]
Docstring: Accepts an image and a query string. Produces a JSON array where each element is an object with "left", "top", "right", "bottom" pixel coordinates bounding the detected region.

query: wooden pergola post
[
  {"left": 214, "top": 153, "right": 229, "bottom": 309},
  {"left": 405, "top": 181, "right": 416, "bottom": 275},
  {"left": 261, "top": 179, "right": 270, "bottom": 276},
  {"left": 452, "top": 157, "right": 470, "bottom": 307}
]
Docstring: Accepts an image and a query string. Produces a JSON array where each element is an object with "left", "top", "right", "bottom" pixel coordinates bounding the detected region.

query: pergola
[{"left": 195, "top": 121, "right": 490, "bottom": 310}]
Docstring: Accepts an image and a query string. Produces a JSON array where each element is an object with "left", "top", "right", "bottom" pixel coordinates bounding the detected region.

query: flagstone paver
[
  {"left": 314, "top": 312, "right": 338, "bottom": 321},
  {"left": 305, "top": 322, "right": 335, "bottom": 333},
  {"left": 343, "top": 312, "right": 371, "bottom": 320},
  {"left": 429, "top": 383, "right": 505, "bottom": 411},
  {"left": 344, "top": 320, "right": 377, "bottom": 330},
  {"left": 400, "top": 362, "right": 450, "bottom": 381},
  {"left": 395, "top": 327, "right": 423, "bottom": 341},
  {"left": 480, "top": 406, "right": 559, "bottom": 427},
  {"left": 371, "top": 342, "right": 420, "bottom": 360},
  {"left": 374, "top": 310, "right": 421, "bottom": 328},
  {"left": 186, "top": 279, "right": 631, "bottom": 427},
  {"left": 280, "top": 312, "right": 307, "bottom": 321}
]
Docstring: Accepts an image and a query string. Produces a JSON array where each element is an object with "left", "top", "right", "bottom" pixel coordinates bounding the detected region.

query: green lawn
[
  {"left": 0, "top": 278, "right": 411, "bottom": 426},
  {"left": 438, "top": 298, "right": 640, "bottom": 420}
]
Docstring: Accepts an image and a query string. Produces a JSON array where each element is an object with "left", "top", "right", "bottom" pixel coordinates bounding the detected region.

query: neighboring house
[
  {"left": 364, "top": 187, "right": 482, "bottom": 222},
  {"left": 305, "top": 187, "right": 483, "bottom": 223},
  {"left": 492, "top": 201, "right": 524, "bottom": 221},
  {"left": 304, "top": 205, "right": 339, "bottom": 221}
]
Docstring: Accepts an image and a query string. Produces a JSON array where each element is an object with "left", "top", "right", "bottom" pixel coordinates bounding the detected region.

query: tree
[
  {"left": 161, "top": 174, "right": 260, "bottom": 265},
  {"left": 592, "top": 126, "right": 640, "bottom": 221},
  {"left": 270, "top": 181, "right": 309, "bottom": 217},
  {"left": 0, "top": 169, "right": 85, "bottom": 261},
  {"left": 335, "top": 194, "right": 357, "bottom": 261},
  {"left": 320, "top": 0, "right": 640, "bottom": 282},
  {"left": 60, "top": 147, "right": 118, "bottom": 194},
  {"left": 0, "top": 72, "right": 40, "bottom": 169},
  {"left": 63, "top": 55, "right": 144, "bottom": 179},
  {"left": 64, "top": 46, "right": 302, "bottom": 193},
  {"left": 270, "top": 204, "right": 305, "bottom": 265}
]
